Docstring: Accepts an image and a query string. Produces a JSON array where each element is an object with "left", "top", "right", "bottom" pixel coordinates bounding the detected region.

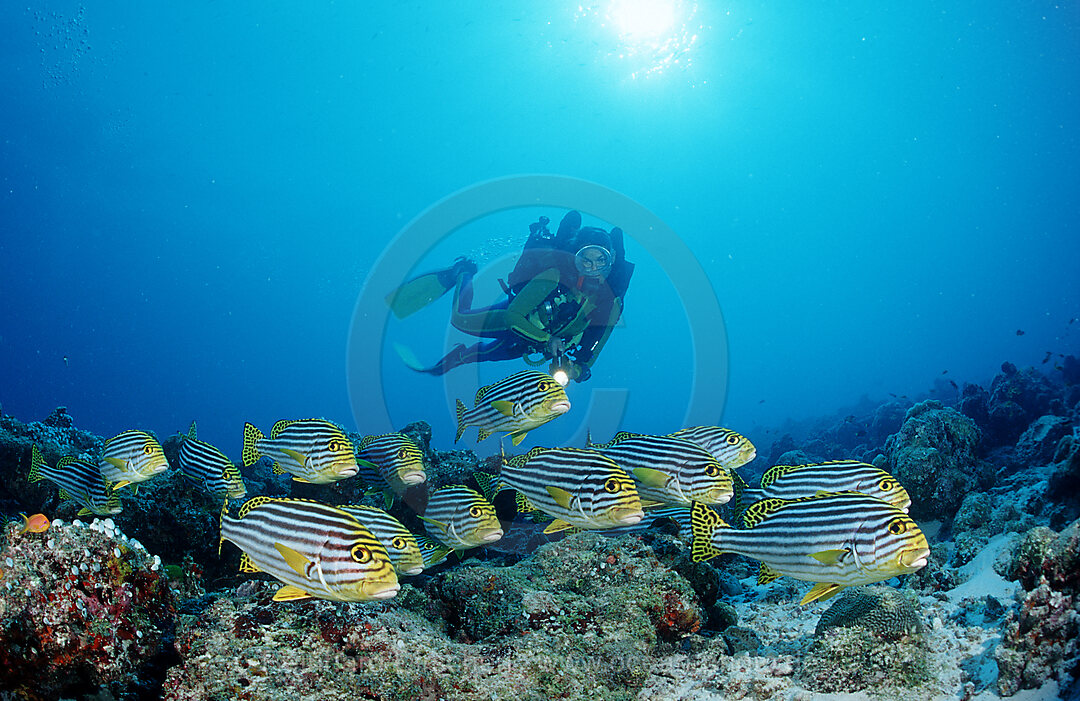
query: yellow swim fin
[{"left": 385, "top": 268, "right": 459, "bottom": 319}]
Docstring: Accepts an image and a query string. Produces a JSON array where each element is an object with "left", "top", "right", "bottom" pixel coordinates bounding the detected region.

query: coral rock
[{"left": 814, "top": 585, "right": 925, "bottom": 640}]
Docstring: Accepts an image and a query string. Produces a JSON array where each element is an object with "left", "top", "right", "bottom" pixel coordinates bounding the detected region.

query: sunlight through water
[{"left": 576, "top": 0, "right": 701, "bottom": 80}]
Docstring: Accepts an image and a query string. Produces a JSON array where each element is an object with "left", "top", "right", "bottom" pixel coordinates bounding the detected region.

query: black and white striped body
[
  {"left": 455, "top": 370, "right": 570, "bottom": 444},
  {"left": 669, "top": 426, "right": 757, "bottom": 470},
  {"left": 29, "top": 446, "right": 120, "bottom": 516},
  {"left": 242, "top": 419, "right": 358, "bottom": 485},
  {"left": 421, "top": 486, "right": 503, "bottom": 550},
  {"left": 596, "top": 433, "right": 733, "bottom": 505},
  {"left": 339, "top": 504, "right": 424, "bottom": 575},
  {"left": 178, "top": 421, "right": 246, "bottom": 499},
  {"left": 355, "top": 433, "right": 426, "bottom": 494},
  {"left": 219, "top": 497, "right": 398, "bottom": 602},
  {"left": 500, "top": 447, "right": 644, "bottom": 530},
  {"left": 98, "top": 430, "right": 168, "bottom": 490},
  {"left": 690, "top": 493, "right": 929, "bottom": 599},
  {"left": 745, "top": 460, "right": 911, "bottom": 512}
]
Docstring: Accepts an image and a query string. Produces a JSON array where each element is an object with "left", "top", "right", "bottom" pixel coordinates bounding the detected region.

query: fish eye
[
  {"left": 887, "top": 519, "right": 908, "bottom": 536},
  {"left": 469, "top": 505, "right": 483, "bottom": 519},
  {"left": 391, "top": 537, "right": 406, "bottom": 550},
  {"left": 879, "top": 478, "right": 896, "bottom": 491},
  {"left": 142, "top": 444, "right": 154, "bottom": 455},
  {"left": 604, "top": 478, "right": 621, "bottom": 493},
  {"left": 397, "top": 447, "right": 409, "bottom": 460},
  {"left": 726, "top": 434, "right": 740, "bottom": 445},
  {"left": 705, "top": 465, "right": 719, "bottom": 477},
  {"left": 328, "top": 440, "right": 341, "bottom": 452},
  {"left": 537, "top": 381, "right": 550, "bottom": 392},
  {"left": 351, "top": 545, "right": 372, "bottom": 563}
]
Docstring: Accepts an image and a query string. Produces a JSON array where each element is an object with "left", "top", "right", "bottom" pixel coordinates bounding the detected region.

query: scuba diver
[{"left": 385, "top": 210, "right": 634, "bottom": 384}]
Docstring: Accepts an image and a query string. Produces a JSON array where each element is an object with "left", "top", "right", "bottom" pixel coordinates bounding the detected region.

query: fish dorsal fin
[
  {"left": 760, "top": 464, "right": 798, "bottom": 489},
  {"left": 238, "top": 552, "right": 260, "bottom": 573},
  {"left": 608, "top": 431, "right": 641, "bottom": 445},
  {"left": 632, "top": 467, "right": 671, "bottom": 489},
  {"left": 546, "top": 485, "right": 573, "bottom": 509},
  {"left": 474, "top": 381, "right": 497, "bottom": 405},
  {"left": 809, "top": 548, "right": 850, "bottom": 565},
  {"left": 237, "top": 496, "right": 282, "bottom": 519},
  {"left": 273, "top": 585, "right": 313, "bottom": 602},
  {"left": 491, "top": 400, "right": 515, "bottom": 417},
  {"left": 510, "top": 431, "right": 528, "bottom": 446},
  {"left": 524, "top": 446, "right": 547, "bottom": 461},
  {"left": 757, "top": 562, "right": 782, "bottom": 585},
  {"left": 741, "top": 498, "right": 789, "bottom": 529},
  {"left": 800, "top": 582, "right": 845, "bottom": 606},
  {"left": 56, "top": 456, "right": 78, "bottom": 469},
  {"left": 270, "top": 419, "right": 303, "bottom": 439},
  {"left": 473, "top": 472, "right": 498, "bottom": 503},
  {"left": 274, "top": 542, "right": 312, "bottom": 577},
  {"left": 542, "top": 519, "right": 577, "bottom": 534},
  {"left": 188, "top": 420, "right": 198, "bottom": 440}
]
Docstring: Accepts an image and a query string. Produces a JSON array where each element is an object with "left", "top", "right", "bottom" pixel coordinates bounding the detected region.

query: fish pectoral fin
[
  {"left": 356, "top": 458, "right": 379, "bottom": 470},
  {"left": 490, "top": 400, "right": 515, "bottom": 417},
  {"left": 280, "top": 448, "right": 307, "bottom": 464},
  {"left": 417, "top": 514, "right": 448, "bottom": 530},
  {"left": 542, "top": 519, "right": 577, "bottom": 534},
  {"left": 808, "top": 548, "right": 849, "bottom": 565},
  {"left": 510, "top": 431, "right": 528, "bottom": 446},
  {"left": 545, "top": 485, "right": 573, "bottom": 509},
  {"left": 104, "top": 457, "right": 127, "bottom": 470},
  {"left": 274, "top": 542, "right": 313, "bottom": 577},
  {"left": 111, "top": 480, "right": 132, "bottom": 491},
  {"left": 238, "top": 552, "right": 261, "bottom": 573},
  {"left": 757, "top": 563, "right": 782, "bottom": 585},
  {"left": 800, "top": 582, "right": 845, "bottom": 606},
  {"left": 292, "top": 477, "right": 313, "bottom": 484},
  {"left": 632, "top": 467, "right": 671, "bottom": 489},
  {"left": 272, "top": 585, "right": 313, "bottom": 602}
]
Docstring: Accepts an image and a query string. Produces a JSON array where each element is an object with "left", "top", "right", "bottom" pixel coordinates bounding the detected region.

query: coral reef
[
  {"left": 814, "top": 585, "right": 925, "bottom": 640},
  {"left": 797, "top": 626, "right": 932, "bottom": 694},
  {"left": 985, "top": 362, "right": 1061, "bottom": 448},
  {"left": 0, "top": 516, "right": 176, "bottom": 699},
  {"left": 884, "top": 400, "right": 992, "bottom": 522},
  {"left": 994, "top": 520, "right": 1080, "bottom": 696}
]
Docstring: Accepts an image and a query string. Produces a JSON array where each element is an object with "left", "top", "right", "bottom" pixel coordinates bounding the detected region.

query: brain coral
[{"left": 814, "top": 585, "right": 924, "bottom": 640}]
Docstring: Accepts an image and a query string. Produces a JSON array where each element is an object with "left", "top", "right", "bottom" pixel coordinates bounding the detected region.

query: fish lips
[
  {"left": 900, "top": 546, "right": 930, "bottom": 570},
  {"left": 549, "top": 401, "right": 571, "bottom": 415},
  {"left": 614, "top": 509, "right": 644, "bottom": 526},
  {"left": 400, "top": 471, "right": 426, "bottom": 485},
  {"left": 479, "top": 528, "right": 504, "bottom": 543},
  {"left": 365, "top": 582, "right": 401, "bottom": 600}
]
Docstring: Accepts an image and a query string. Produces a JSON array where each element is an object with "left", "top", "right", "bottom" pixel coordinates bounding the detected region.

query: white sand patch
[{"left": 945, "top": 534, "right": 1020, "bottom": 604}]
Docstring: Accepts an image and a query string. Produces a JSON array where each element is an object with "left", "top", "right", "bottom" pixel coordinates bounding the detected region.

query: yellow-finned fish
[
  {"left": 98, "top": 430, "right": 169, "bottom": 492},
  {"left": 668, "top": 426, "right": 757, "bottom": 470},
  {"left": 219, "top": 497, "right": 399, "bottom": 602},
  {"left": 455, "top": 370, "right": 570, "bottom": 445},
  {"left": 733, "top": 460, "right": 912, "bottom": 514},
  {"left": 689, "top": 492, "right": 930, "bottom": 605},
  {"left": 418, "top": 486, "right": 503, "bottom": 550},
  {"left": 241, "top": 418, "right": 360, "bottom": 485},
  {"left": 354, "top": 433, "right": 426, "bottom": 497},
  {"left": 339, "top": 504, "right": 425, "bottom": 576},
  {"left": 498, "top": 447, "right": 644, "bottom": 533},
  {"left": 178, "top": 420, "right": 247, "bottom": 500},
  {"left": 29, "top": 445, "right": 121, "bottom": 516},
  {"left": 588, "top": 431, "right": 733, "bottom": 505}
]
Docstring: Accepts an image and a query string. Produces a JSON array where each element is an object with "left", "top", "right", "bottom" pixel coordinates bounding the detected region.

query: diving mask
[{"left": 574, "top": 245, "right": 612, "bottom": 278}]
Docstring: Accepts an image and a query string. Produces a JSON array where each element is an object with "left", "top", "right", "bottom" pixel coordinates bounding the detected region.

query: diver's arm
[{"left": 574, "top": 297, "right": 623, "bottom": 370}]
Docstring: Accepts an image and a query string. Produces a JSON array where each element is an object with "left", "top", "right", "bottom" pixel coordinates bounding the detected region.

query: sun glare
[{"left": 575, "top": 0, "right": 702, "bottom": 80}]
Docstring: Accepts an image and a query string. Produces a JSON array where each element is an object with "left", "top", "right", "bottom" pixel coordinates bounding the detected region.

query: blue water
[{"left": 1, "top": 1, "right": 1078, "bottom": 458}]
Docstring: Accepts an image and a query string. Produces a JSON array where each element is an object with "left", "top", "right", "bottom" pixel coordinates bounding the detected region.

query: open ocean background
[{"left": 1, "top": 1, "right": 1078, "bottom": 457}]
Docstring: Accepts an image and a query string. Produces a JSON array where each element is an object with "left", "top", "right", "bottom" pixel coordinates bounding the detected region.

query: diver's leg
[{"left": 421, "top": 336, "right": 527, "bottom": 375}]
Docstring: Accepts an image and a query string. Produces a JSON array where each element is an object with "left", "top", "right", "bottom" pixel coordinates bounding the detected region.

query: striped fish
[
  {"left": 339, "top": 504, "right": 424, "bottom": 576},
  {"left": 590, "top": 431, "right": 733, "bottom": 506},
  {"left": 219, "top": 497, "right": 399, "bottom": 602},
  {"left": 98, "top": 430, "right": 169, "bottom": 491},
  {"left": 455, "top": 370, "right": 570, "bottom": 445},
  {"left": 29, "top": 445, "right": 121, "bottom": 516},
  {"left": 499, "top": 447, "right": 644, "bottom": 533},
  {"left": 178, "top": 421, "right": 247, "bottom": 500},
  {"left": 668, "top": 426, "right": 757, "bottom": 470},
  {"left": 414, "top": 533, "right": 453, "bottom": 570},
  {"left": 599, "top": 503, "right": 701, "bottom": 540},
  {"left": 419, "top": 486, "right": 503, "bottom": 550},
  {"left": 734, "top": 460, "right": 911, "bottom": 514},
  {"left": 355, "top": 433, "right": 426, "bottom": 496},
  {"left": 689, "top": 492, "right": 930, "bottom": 606},
  {"left": 242, "top": 418, "right": 360, "bottom": 485}
]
